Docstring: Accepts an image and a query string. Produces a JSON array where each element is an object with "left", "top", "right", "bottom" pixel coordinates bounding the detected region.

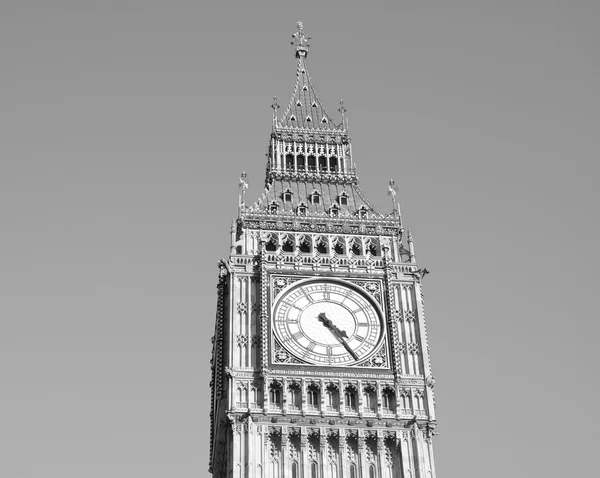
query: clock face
[{"left": 273, "top": 280, "right": 383, "bottom": 366}]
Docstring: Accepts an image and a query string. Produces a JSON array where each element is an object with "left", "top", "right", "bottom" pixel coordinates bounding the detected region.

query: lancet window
[
  {"left": 363, "top": 385, "right": 377, "bottom": 414},
  {"left": 382, "top": 386, "right": 396, "bottom": 414},
  {"left": 269, "top": 381, "right": 282, "bottom": 410},
  {"left": 318, "top": 155, "right": 328, "bottom": 171},
  {"left": 250, "top": 384, "right": 261, "bottom": 409},
  {"left": 285, "top": 153, "right": 294, "bottom": 170},
  {"left": 288, "top": 382, "right": 301, "bottom": 411},
  {"left": 325, "top": 383, "right": 339, "bottom": 412},
  {"left": 399, "top": 390, "right": 412, "bottom": 415},
  {"left": 307, "top": 383, "right": 320, "bottom": 412},
  {"left": 330, "top": 156, "right": 338, "bottom": 171},
  {"left": 236, "top": 384, "right": 248, "bottom": 409},
  {"left": 414, "top": 390, "right": 426, "bottom": 416},
  {"left": 344, "top": 385, "right": 358, "bottom": 413}
]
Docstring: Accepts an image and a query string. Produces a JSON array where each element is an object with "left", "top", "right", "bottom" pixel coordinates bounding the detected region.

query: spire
[{"left": 278, "top": 22, "right": 343, "bottom": 131}]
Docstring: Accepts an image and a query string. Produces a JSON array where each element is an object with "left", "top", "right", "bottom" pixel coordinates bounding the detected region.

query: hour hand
[{"left": 318, "top": 313, "right": 348, "bottom": 338}]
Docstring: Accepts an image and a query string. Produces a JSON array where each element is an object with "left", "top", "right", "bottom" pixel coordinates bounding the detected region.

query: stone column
[
  {"left": 376, "top": 433, "right": 385, "bottom": 478},
  {"left": 320, "top": 379, "right": 326, "bottom": 417},
  {"left": 301, "top": 428, "right": 309, "bottom": 478},
  {"left": 339, "top": 428, "right": 348, "bottom": 478},
  {"left": 281, "top": 427, "right": 288, "bottom": 478},
  {"left": 320, "top": 429, "right": 327, "bottom": 478},
  {"left": 357, "top": 431, "right": 367, "bottom": 478}
]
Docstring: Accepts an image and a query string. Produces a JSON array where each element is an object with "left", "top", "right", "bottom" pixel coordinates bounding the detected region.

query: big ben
[{"left": 209, "top": 22, "right": 438, "bottom": 478}]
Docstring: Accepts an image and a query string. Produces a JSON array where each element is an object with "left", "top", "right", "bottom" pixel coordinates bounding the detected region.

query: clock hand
[
  {"left": 317, "top": 313, "right": 348, "bottom": 337},
  {"left": 317, "top": 313, "right": 359, "bottom": 361}
]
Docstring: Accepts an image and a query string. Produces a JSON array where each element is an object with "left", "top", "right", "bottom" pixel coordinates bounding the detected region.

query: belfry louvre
[{"left": 210, "top": 22, "right": 438, "bottom": 478}]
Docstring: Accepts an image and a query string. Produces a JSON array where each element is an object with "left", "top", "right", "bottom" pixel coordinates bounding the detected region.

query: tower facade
[{"left": 210, "top": 23, "right": 438, "bottom": 478}]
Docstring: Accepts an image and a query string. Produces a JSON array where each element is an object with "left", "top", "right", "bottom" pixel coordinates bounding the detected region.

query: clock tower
[{"left": 210, "top": 22, "right": 438, "bottom": 478}]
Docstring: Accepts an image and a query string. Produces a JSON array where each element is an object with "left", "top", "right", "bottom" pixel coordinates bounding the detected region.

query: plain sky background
[{"left": 1, "top": 1, "right": 599, "bottom": 477}]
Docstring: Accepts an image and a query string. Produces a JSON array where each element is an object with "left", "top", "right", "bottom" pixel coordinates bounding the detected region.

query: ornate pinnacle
[
  {"left": 271, "top": 96, "right": 279, "bottom": 126},
  {"left": 291, "top": 21, "right": 310, "bottom": 57},
  {"left": 338, "top": 99, "right": 347, "bottom": 116}
]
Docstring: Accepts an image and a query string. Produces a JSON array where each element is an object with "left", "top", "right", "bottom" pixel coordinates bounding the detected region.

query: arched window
[
  {"left": 307, "top": 384, "right": 320, "bottom": 412},
  {"left": 344, "top": 387, "right": 357, "bottom": 412},
  {"left": 308, "top": 155, "right": 317, "bottom": 171},
  {"left": 286, "top": 154, "right": 294, "bottom": 170},
  {"left": 292, "top": 462, "right": 299, "bottom": 478},
  {"left": 329, "top": 205, "right": 339, "bottom": 217},
  {"left": 329, "top": 156, "right": 338, "bottom": 171},
  {"left": 358, "top": 206, "right": 368, "bottom": 219},
  {"left": 281, "top": 237, "right": 294, "bottom": 253},
  {"left": 350, "top": 240, "right": 362, "bottom": 256},
  {"left": 283, "top": 189, "right": 293, "bottom": 203},
  {"left": 250, "top": 386, "right": 260, "bottom": 409},
  {"left": 367, "top": 240, "right": 380, "bottom": 256},
  {"left": 316, "top": 238, "right": 328, "bottom": 255},
  {"left": 269, "top": 202, "right": 279, "bottom": 214},
  {"left": 297, "top": 203, "right": 307, "bottom": 216},
  {"left": 363, "top": 386, "right": 377, "bottom": 413},
  {"left": 236, "top": 387, "right": 247, "bottom": 408},
  {"left": 296, "top": 155, "right": 305, "bottom": 171},
  {"left": 265, "top": 236, "right": 278, "bottom": 252},
  {"left": 326, "top": 385, "right": 339, "bottom": 412},
  {"left": 318, "top": 156, "right": 327, "bottom": 171},
  {"left": 400, "top": 392, "right": 412, "bottom": 415},
  {"left": 338, "top": 192, "right": 348, "bottom": 206},
  {"left": 288, "top": 383, "right": 301, "bottom": 411},
  {"left": 333, "top": 240, "right": 344, "bottom": 255},
  {"left": 269, "top": 382, "right": 282, "bottom": 410},
  {"left": 311, "top": 191, "right": 321, "bottom": 204},
  {"left": 311, "top": 461, "right": 318, "bottom": 478},
  {"left": 369, "top": 464, "right": 376, "bottom": 478},
  {"left": 350, "top": 464, "right": 357, "bottom": 478},
  {"left": 299, "top": 237, "right": 311, "bottom": 254},
  {"left": 382, "top": 388, "right": 395, "bottom": 414}
]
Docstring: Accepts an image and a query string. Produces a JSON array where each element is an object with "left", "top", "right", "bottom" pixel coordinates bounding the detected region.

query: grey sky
[{"left": 1, "top": 1, "right": 598, "bottom": 477}]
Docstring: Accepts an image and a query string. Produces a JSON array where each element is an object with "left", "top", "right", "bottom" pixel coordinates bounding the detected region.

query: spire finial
[
  {"left": 338, "top": 99, "right": 348, "bottom": 129},
  {"left": 271, "top": 96, "right": 279, "bottom": 126},
  {"left": 238, "top": 171, "right": 248, "bottom": 215},
  {"left": 291, "top": 21, "right": 310, "bottom": 58}
]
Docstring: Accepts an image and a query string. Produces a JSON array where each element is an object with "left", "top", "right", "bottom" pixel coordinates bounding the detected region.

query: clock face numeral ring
[{"left": 273, "top": 279, "right": 384, "bottom": 366}]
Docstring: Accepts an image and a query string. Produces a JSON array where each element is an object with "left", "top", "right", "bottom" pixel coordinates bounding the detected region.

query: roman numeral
[
  {"left": 292, "top": 331, "right": 303, "bottom": 340},
  {"left": 307, "top": 342, "right": 316, "bottom": 351},
  {"left": 355, "top": 335, "right": 366, "bottom": 342}
]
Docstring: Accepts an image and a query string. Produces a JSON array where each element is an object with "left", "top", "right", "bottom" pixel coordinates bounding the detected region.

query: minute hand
[{"left": 318, "top": 313, "right": 359, "bottom": 361}]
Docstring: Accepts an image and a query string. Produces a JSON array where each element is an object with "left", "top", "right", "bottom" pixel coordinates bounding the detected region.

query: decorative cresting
[{"left": 209, "top": 21, "right": 438, "bottom": 478}]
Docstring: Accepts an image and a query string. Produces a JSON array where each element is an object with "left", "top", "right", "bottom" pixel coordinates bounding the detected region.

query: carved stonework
[{"left": 210, "top": 23, "right": 439, "bottom": 478}]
